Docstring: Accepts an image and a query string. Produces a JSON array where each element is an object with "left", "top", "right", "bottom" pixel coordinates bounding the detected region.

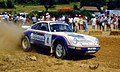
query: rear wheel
[
  {"left": 21, "top": 36, "right": 32, "bottom": 52},
  {"left": 54, "top": 41, "right": 67, "bottom": 59}
]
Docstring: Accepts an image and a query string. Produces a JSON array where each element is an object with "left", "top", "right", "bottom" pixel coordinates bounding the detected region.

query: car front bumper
[{"left": 67, "top": 46, "right": 100, "bottom": 55}]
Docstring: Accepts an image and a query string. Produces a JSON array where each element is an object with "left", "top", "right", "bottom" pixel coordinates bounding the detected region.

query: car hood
[{"left": 52, "top": 32, "right": 100, "bottom": 47}]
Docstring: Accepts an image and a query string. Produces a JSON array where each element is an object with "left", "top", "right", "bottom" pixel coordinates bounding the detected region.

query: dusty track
[{"left": 0, "top": 21, "right": 120, "bottom": 72}]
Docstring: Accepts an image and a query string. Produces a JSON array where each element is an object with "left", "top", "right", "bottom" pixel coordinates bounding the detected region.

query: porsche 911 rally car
[{"left": 21, "top": 21, "right": 100, "bottom": 58}]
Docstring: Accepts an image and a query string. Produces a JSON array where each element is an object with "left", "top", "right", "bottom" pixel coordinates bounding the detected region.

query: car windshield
[{"left": 50, "top": 24, "right": 72, "bottom": 32}]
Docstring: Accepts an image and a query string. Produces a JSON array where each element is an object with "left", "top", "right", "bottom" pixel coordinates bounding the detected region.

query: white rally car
[{"left": 21, "top": 21, "right": 100, "bottom": 58}]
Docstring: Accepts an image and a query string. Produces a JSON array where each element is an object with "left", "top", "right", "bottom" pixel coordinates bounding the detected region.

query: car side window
[
  {"left": 31, "top": 24, "right": 38, "bottom": 29},
  {"left": 31, "top": 22, "right": 49, "bottom": 31},
  {"left": 39, "top": 23, "right": 49, "bottom": 31}
]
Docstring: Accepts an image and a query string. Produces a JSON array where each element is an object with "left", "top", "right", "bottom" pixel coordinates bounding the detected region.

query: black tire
[
  {"left": 54, "top": 41, "right": 67, "bottom": 59},
  {"left": 21, "top": 36, "right": 32, "bottom": 52}
]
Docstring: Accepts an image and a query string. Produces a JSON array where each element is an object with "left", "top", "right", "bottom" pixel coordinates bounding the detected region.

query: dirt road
[{"left": 0, "top": 21, "right": 120, "bottom": 72}]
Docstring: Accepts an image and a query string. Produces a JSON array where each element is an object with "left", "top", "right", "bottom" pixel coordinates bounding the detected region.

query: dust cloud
[{"left": 0, "top": 20, "right": 23, "bottom": 51}]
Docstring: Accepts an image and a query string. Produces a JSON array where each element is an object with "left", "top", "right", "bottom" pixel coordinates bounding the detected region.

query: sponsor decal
[{"left": 31, "top": 33, "right": 44, "bottom": 41}]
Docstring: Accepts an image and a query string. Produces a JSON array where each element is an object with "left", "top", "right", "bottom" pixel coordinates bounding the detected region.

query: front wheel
[
  {"left": 21, "top": 36, "right": 32, "bottom": 52},
  {"left": 54, "top": 42, "right": 67, "bottom": 59}
]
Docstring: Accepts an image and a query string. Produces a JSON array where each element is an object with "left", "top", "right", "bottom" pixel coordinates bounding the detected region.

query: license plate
[{"left": 88, "top": 47, "right": 96, "bottom": 50}]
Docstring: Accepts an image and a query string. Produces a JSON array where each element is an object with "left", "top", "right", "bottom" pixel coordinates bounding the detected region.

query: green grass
[{"left": 0, "top": 2, "right": 79, "bottom": 13}]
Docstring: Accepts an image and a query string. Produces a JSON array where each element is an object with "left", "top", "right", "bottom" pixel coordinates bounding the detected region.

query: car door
[
  {"left": 30, "top": 22, "right": 52, "bottom": 46},
  {"left": 30, "top": 23, "right": 45, "bottom": 45},
  {"left": 30, "top": 23, "right": 39, "bottom": 44},
  {"left": 39, "top": 22, "right": 52, "bottom": 47}
]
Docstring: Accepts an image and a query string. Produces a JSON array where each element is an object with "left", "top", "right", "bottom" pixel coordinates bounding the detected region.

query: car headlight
[
  {"left": 95, "top": 38, "right": 99, "bottom": 44},
  {"left": 73, "top": 38, "right": 78, "bottom": 44}
]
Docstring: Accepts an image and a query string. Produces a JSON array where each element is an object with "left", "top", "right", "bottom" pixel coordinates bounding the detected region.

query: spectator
[
  {"left": 65, "top": 16, "right": 69, "bottom": 24},
  {"left": 101, "top": 15, "right": 107, "bottom": 31},
  {"left": 83, "top": 16, "right": 88, "bottom": 32},
  {"left": 51, "top": 16, "right": 56, "bottom": 21},
  {"left": 14, "top": 14, "right": 19, "bottom": 23},
  {"left": 26, "top": 18, "right": 30, "bottom": 24},
  {"left": 118, "top": 15, "right": 120, "bottom": 30},
  {"left": 106, "top": 15, "right": 111, "bottom": 31},
  {"left": 91, "top": 15, "right": 97, "bottom": 30},
  {"left": 68, "top": 16, "right": 73, "bottom": 30},
  {"left": 113, "top": 14, "right": 117, "bottom": 30},
  {"left": 98, "top": 15, "right": 103, "bottom": 30},
  {"left": 74, "top": 15, "right": 79, "bottom": 32},
  {"left": 32, "top": 14, "right": 37, "bottom": 24},
  {"left": 116, "top": 15, "right": 119, "bottom": 30},
  {"left": 79, "top": 15, "right": 84, "bottom": 30},
  {"left": 22, "top": 16, "right": 26, "bottom": 25},
  {"left": 46, "top": 12, "right": 51, "bottom": 21},
  {"left": 3, "top": 12, "right": 9, "bottom": 21}
]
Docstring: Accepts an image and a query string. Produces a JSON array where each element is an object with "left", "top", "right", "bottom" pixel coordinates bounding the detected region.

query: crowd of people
[
  {"left": 1, "top": 12, "right": 120, "bottom": 32},
  {"left": 91, "top": 14, "right": 120, "bottom": 31}
]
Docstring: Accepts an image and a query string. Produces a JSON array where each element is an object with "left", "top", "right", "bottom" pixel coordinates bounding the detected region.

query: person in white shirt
[
  {"left": 46, "top": 12, "right": 51, "bottom": 21},
  {"left": 3, "top": 13, "right": 9, "bottom": 21},
  {"left": 91, "top": 16, "right": 97, "bottom": 30},
  {"left": 100, "top": 15, "right": 107, "bottom": 31},
  {"left": 74, "top": 15, "right": 79, "bottom": 32},
  {"left": 68, "top": 16, "right": 73, "bottom": 30},
  {"left": 106, "top": 15, "right": 111, "bottom": 31},
  {"left": 32, "top": 15, "right": 37, "bottom": 24},
  {"left": 22, "top": 16, "right": 26, "bottom": 25}
]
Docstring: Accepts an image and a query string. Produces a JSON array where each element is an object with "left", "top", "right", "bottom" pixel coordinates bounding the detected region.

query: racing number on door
[
  {"left": 47, "top": 37, "right": 49, "bottom": 44},
  {"left": 45, "top": 34, "right": 52, "bottom": 46}
]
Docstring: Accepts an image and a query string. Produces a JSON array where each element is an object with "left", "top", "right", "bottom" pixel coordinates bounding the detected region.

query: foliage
[
  {"left": 7, "top": 0, "right": 14, "bottom": 8},
  {"left": 0, "top": 0, "right": 120, "bottom": 10},
  {"left": 80, "top": 0, "right": 106, "bottom": 10},
  {"left": 107, "top": 0, "right": 120, "bottom": 9},
  {"left": 0, "top": 0, "right": 15, "bottom": 8},
  {"left": 79, "top": 0, "right": 120, "bottom": 10}
]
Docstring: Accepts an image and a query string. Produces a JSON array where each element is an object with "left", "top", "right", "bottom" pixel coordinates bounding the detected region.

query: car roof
[
  {"left": 50, "top": 23, "right": 68, "bottom": 25},
  {"left": 36, "top": 21, "right": 55, "bottom": 24},
  {"left": 32, "top": 21, "right": 69, "bottom": 26}
]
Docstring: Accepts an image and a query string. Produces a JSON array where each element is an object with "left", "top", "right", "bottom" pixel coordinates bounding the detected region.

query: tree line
[{"left": 0, "top": 0, "right": 120, "bottom": 10}]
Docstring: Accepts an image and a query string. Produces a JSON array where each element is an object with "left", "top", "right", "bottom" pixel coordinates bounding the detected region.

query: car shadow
[
  {"left": 33, "top": 45, "right": 96, "bottom": 60},
  {"left": 33, "top": 45, "right": 51, "bottom": 56},
  {"left": 66, "top": 54, "right": 96, "bottom": 61}
]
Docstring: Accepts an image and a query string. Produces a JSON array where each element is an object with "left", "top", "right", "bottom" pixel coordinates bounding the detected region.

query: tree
[
  {"left": 40, "top": 0, "right": 55, "bottom": 11},
  {"left": 107, "top": 0, "right": 120, "bottom": 9},
  {"left": 57, "top": 0, "right": 69, "bottom": 4},
  {"left": 80, "top": 0, "right": 106, "bottom": 10},
  {"left": 0, "top": 0, "right": 7, "bottom": 8},
  {"left": 7, "top": 0, "right": 14, "bottom": 8}
]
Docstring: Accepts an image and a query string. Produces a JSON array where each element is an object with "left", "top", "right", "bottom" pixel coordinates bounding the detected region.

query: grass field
[{"left": 0, "top": 2, "right": 79, "bottom": 14}]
